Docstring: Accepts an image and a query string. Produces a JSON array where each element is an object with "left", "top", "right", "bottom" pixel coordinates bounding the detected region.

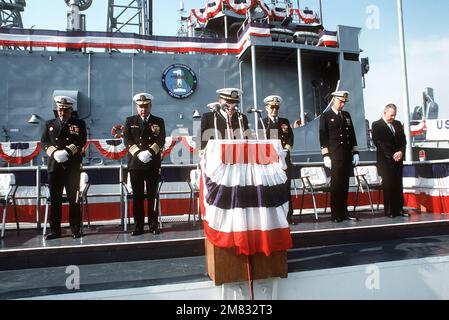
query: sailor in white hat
[
  {"left": 200, "top": 88, "right": 249, "bottom": 150},
  {"left": 124, "top": 92, "right": 165, "bottom": 236},
  {"left": 319, "top": 89, "right": 359, "bottom": 222},
  {"left": 259, "top": 94, "right": 295, "bottom": 224},
  {"left": 41, "top": 95, "right": 87, "bottom": 240}
]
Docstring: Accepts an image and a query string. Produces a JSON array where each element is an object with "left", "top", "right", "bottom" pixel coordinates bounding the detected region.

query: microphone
[{"left": 246, "top": 106, "right": 263, "bottom": 114}]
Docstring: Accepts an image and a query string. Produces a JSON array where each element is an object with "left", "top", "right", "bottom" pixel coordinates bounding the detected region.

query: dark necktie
[{"left": 338, "top": 112, "right": 343, "bottom": 121}]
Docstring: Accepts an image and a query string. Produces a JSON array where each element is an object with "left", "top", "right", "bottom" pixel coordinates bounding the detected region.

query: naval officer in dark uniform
[
  {"left": 371, "top": 104, "right": 409, "bottom": 218},
  {"left": 124, "top": 93, "right": 166, "bottom": 236},
  {"left": 319, "top": 91, "right": 359, "bottom": 222},
  {"left": 200, "top": 88, "right": 250, "bottom": 150},
  {"left": 41, "top": 96, "right": 87, "bottom": 239},
  {"left": 259, "top": 95, "right": 295, "bottom": 224}
]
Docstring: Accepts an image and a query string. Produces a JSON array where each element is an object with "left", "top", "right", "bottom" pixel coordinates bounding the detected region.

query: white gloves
[
  {"left": 352, "top": 154, "right": 360, "bottom": 166},
  {"left": 53, "top": 150, "right": 69, "bottom": 163},
  {"left": 137, "top": 150, "right": 152, "bottom": 163},
  {"left": 323, "top": 156, "right": 332, "bottom": 170}
]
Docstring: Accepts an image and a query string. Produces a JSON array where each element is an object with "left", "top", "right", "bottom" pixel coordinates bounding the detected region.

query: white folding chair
[
  {"left": 0, "top": 173, "right": 18, "bottom": 238},
  {"left": 353, "top": 165, "right": 382, "bottom": 215},
  {"left": 299, "top": 167, "right": 331, "bottom": 220},
  {"left": 188, "top": 168, "right": 202, "bottom": 225}
]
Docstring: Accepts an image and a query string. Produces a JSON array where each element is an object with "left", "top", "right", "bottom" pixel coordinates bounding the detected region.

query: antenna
[
  {"left": 0, "top": 0, "right": 26, "bottom": 29},
  {"left": 176, "top": 0, "right": 188, "bottom": 37},
  {"left": 106, "top": 0, "right": 153, "bottom": 36}
]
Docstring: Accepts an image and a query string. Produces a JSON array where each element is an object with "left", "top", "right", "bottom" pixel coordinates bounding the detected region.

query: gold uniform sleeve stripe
[
  {"left": 68, "top": 144, "right": 78, "bottom": 155},
  {"left": 46, "top": 146, "right": 57, "bottom": 157},
  {"left": 284, "top": 144, "right": 292, "bottom": 152},
  {"left": 150, "top": 143, "right": 160, "bottom": 154},
  {"left": 129, "top": 144, "right": 140, "bottom": 156},
  {"left": 321, "top": 148, "right": 329, "bottom": 155},
  {"left": 352, "top": 146, "right": 359, "bottom": 153}
]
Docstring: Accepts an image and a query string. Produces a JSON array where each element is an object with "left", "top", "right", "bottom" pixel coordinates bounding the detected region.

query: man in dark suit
[
  {"left": 124, "top": 93, "right": 166, "bottom": 236},
  {"left": 319, "top": 91, "right": 359, "bottom": 222},
  {"left": 200, "top": 88, "right": 250, "bottom": 150},
  {"left": 259, "top": 95, "right": 295, "bottom": 224},
  {"left": 41, "top": 96, "right": 87, "bottom": 239},
  {"left": 371, "top": 104, "right": 409, "bottom": 218}
]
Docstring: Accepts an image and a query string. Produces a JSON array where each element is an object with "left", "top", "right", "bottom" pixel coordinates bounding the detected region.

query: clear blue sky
[{"left": 22, "top": 0, "right": 449, "bottom": 123}]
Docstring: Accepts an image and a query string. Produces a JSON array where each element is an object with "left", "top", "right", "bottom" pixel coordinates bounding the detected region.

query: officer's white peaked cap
[
  {"left": 54, "top": 96, "right": 75, "bottom": 109},
  {"left": 216, "top": 88, "right": 242, "bottom": 103},
  {"left": 133, "top": 93, "right": 154, "bottom": 105},
  {"left": 264, "top": 95, "right": 283, "bottom": 106},
  {"left": 331, "top": 91, "right": 350, "bottom": 102}
]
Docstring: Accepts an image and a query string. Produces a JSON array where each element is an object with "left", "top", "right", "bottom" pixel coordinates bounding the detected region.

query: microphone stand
[{"left": 236, "top": 108, "right": 245, "bottom": 139}]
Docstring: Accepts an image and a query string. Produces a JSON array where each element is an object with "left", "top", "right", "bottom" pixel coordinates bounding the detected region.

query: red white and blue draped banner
[
  {"left": 410, "top": 120, "right": 426, "bottom": 137},
  {"left": 403, "top": 162, "right": 449, "bottom": 214},
  {"left": 289, "top": 9, "right": 320, "bottom": 24},
  {"left": 207, "top": 0, "right": 223, "bottom": 19},
  {"left": 200, "top": 140, "right": 292, "bottom": 256},
  {"left": 0, "top": 141, "right": 41, "bottom": 164},
  {"left": 92, "top": 139, "right": 127, "bottom": 160},
  {"left": 0, "top": 25, "right": 270, "bottom": 55},
  {"left": 317, "top": 30, "right": 338, "bottom": 47},
  {"left": 226, "top": 0, "right": 254, "bottom": 15}
]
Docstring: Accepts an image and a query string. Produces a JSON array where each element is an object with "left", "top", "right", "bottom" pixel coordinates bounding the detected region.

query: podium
[{"left": 200, "top": 140, "right": 292, "bottom": 285}]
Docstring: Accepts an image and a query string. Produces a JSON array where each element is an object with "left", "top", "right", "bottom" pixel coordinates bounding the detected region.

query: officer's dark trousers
[
  {"left": 130, "top": 168, "right": 160, "bottom": 231},
  {"left": 330, "top": 158, "right": 352, "bottom": 220},
  {"left": 381, "top": 163, "right": 403, "bottom": 216},
  {"left": 48, "top": 165, "right": 81, "bottom": 234}
]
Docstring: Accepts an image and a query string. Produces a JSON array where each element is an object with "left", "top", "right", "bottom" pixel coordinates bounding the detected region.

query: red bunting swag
[
  {"left": 0, "top": 141, "right": 41, "bottom": 164},
  {"left": 92, "top": 139, "right": 128, "bottom": 160},
  {"left": 225, "top": 0, "right": 255, "bottom": 15}
]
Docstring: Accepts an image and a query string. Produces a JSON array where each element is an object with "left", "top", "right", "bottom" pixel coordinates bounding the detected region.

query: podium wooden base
[{"left": 205, "top": 239, "right": 288, "bottom": 285}]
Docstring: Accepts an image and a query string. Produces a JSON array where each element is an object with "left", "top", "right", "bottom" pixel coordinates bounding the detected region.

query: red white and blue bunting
[
  {"left": 0, "top": 141, "right": 41, "bottom": 164},
  {"left": 225, "top": 0, "right": 254, "bottom": 15},
  {"left": 92, "top": 139, "right": 128, "bottom": 160},
  {"left": 410, "top": 120, "right": 426, "bottom": 137},
  {"left": 199, "top": 140, "right": 292, "bottom": 256},
  {"left": 0, "top": 25, "right": 270, "bottom": 55}
]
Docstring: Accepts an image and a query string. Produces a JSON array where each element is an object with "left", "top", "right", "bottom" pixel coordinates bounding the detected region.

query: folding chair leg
[
  {"left": 85, "top": 197, "right": 90, "bottom": 227},
  {"left": 353, "top": 189, "right": 359, "bottom": 212},
  {"left": 311, "top": 191, "right": 318, "bottom": 221},
  {"left": 124, "top": 197, "right": 128, "bottom": 232},
  {"left": 13, "top": 199, "right": 19, "bottom": 235},
  {"left": 1, "top": 205, "right": 7, "bottom": 238},
  {"left": 43, "top": 202, "right": 49, "bottom": 236},
  {"left": 366, "top": 186, "right": 374, "bottom": 215},
  {"left": 188, "top": 191, "right": 193, "bottom": 225},
  {"left": 299, "top": 189, "right": 306, "bottom": 218},
  {"left": 324, "top": 192, "right": 329, "bottom": 214}
]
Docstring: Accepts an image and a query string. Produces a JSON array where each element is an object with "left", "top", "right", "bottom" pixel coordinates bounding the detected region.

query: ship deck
[{"left": 1, "top": 208, "right": 449, "bottom": 299}]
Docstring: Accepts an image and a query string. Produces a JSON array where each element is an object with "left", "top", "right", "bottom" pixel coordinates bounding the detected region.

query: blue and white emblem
[{"left": 161, "top": 64, "right": 198, "bottom": 99}]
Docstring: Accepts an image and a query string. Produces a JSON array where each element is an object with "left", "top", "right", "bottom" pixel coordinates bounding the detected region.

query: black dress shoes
[
  {"left": 399, "top": 212, "right": 410, "bottom": 217},
  {"left": 45, "top": 232, "right": 61, "bottom": 240},
  {"left": 149, "top": 226, "right": 160, "bottom": 235},
  {"left": 71, "top": 226, "right": 82, "bottom": 239},
  {"left": 332, "top": 218, "right": 343, "bottom": 223},
  {"left": 131, "top": 229, "right": 144, "bottom": 236},
  {"left": 344, "top": 214, "right": 359, "bottom": 221},
  {"left": 72, "top": 232, "right": 82, "bottom": 239},
  {"left": 287, "top": 217, "right": 297, "bottom": 225}
]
